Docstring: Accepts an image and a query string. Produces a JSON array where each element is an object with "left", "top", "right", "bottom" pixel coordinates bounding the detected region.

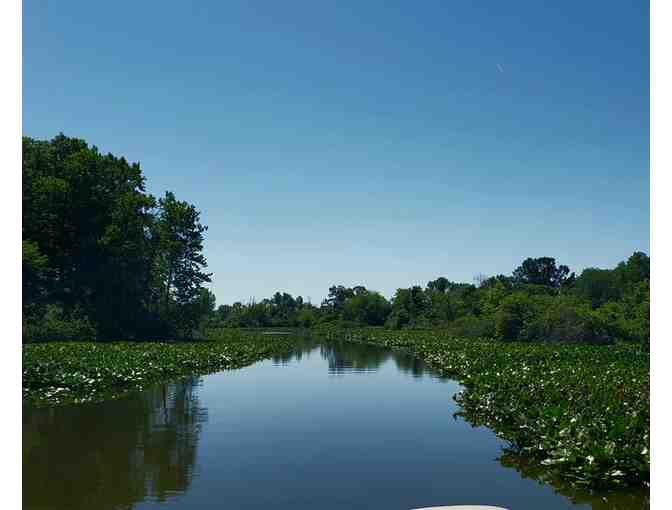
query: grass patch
[{"left": 325, "top": 328, "right": 649, "bottom": 490}]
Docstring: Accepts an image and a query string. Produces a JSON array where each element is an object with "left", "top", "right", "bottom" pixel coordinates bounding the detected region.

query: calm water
[{"left": 23, "top": 340, "right": 648, "bottom": 510}]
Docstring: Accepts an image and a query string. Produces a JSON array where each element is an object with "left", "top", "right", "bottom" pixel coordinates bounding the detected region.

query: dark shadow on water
[
  {"left": 23, "top": 339, "right": 649, "bottom": 510},
  {"left": 23, "top": 377, "right": 206, "bottom": 510}
]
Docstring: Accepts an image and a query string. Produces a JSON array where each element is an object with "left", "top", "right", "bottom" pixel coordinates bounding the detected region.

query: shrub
[
  {"left": 594, "top": 281, "right": 649, "bottom": 344},
  {"left": 385, "top": 309, "right": 410, "bottom": 330},
  {"left": 448, "top": 315, "right": 495, "bottom": 338},
  {"left": 620, "top": 280, "right": 650, "bottom": 344},
  {"left": 23, "top": 305, "right": 97, "bottom": 343},
  {"left": 522, "top": 298, "right": 612, "bottom": 344},
  {"left": 494, "top": 293, "right": 536, "bottom": 341}
]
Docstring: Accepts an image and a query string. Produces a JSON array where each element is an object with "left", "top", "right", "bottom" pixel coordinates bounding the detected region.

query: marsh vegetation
[
  {"left": 22, "top": 135, "right": 650, "bottom": 505},
  {"left": 325, "top": 328, "right": 649, "bottom": 490}
]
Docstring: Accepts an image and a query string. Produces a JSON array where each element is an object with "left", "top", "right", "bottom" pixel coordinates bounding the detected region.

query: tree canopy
[
  {"left": 512, "top": 257, "right": 574, "bottom": 288},
  {"left": 205, "top": 253, "right": 649, "bottom": 345},
  {"left": 23, "top": 134, "right": 212, "bottom": 341},
  {"left": 22, "top": 135, "right": 649, "bottom": 346}
]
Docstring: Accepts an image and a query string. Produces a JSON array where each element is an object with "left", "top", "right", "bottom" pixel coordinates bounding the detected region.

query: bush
[
  {"left": 594, "top": 281, "right": 649, "bottom": 344},
  {"left": 620, "top": 280, "right": 649, "bottom": 344},
  {"left": 495, "top": 293, "right": 535, "bottom": 341},
  {"left": 448, "top": 315, "right": 495, "bottom": 338},
  {"left": 23, "top": 305, "right": 97, "bottom": 343},
  {"left": 494, "top": 294, "right": 612, "bottom": 344},
  {"left": 522, "top": 298, "right": 612, "bottom": 344},
  {"left": 385, "top": 309, "right": 410, "bottom": 330},
  {"left": 296, "top": 308, "right": 318, "bottom": 328}
]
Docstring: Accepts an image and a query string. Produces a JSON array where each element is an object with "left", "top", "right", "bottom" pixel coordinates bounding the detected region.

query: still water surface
[{"left": 23, "top": 340, "right": 648, "bottom": 510}]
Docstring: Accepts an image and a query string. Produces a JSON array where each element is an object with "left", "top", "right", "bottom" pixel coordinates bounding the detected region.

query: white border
[
  {"left": 0, "top": 0, "right": 21, "bottom": 508},
  {"left": 651, "top": 0, "right": 668, "bottom": 508},
  {"left": 9, "top": 1, "right": 659, "bottom": 508}
]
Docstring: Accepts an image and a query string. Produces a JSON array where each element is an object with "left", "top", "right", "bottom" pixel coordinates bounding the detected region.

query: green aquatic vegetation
[
  {"left": 23, "top": 332, "right": 296, "bottom": 406},
  {"left": 326, "top": 328, "right": 649, "bottom": 490}
]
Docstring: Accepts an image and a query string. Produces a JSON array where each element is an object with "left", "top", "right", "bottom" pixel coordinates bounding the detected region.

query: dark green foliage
[
  {"left": 23, "top": 137, "right": 648, "bottom": 346},
  {"left": 493, "top": 294, "right": 612, "bottom": 344},
  {"left": 22, "top": 331, "right": 296, "bottom": 405},
  {"left": 342, "top": 288, "right": 391, "bottom": 326},
  {"left": 22, "top": 240, "right": 49, "bottom": 318},
  {"left": 328, "top": 328, "right": 649, "bottom": 490},
  {"left": 573, "top": 252, "right": 649, "bottom": 311},
  {"left": 151, "top": 191, "right": 212, "bottom": 337},
  {"left": 616, "top": 251, "right": 650, "bottom": 286},
  {"left": 386, "top": 286, "right": 429, "bottom": 328},
  {"left": 619, "top": 280, "right": 650, "bottom": 343},
  {"left": 296, "top": 306, "right": 319, "bottom": 328},
  {"left": 424, "top": 290, "right": 454, "bottom": 325},
  {"left": 594, "top": 280, "right": 650, "bottom": 345},
  {"left": 23, "top": 135, "right": 156, "bottom": 338},
  {"left": 22, "top": 135, "right": 212, "bottom": 341},
  {"left": 210, "top": 286, "right": 391, "bottom": 329},
  {"left": 495, "top": 293, "right": 535, "bottom": 341},
  {"left": 211, "top": 292, "right": 319, "bottom": 328},
  {"left": 208, "top": 252, "right": 648, "bottom": 346},
  {"left": 447, "top": 315, "right": 495, "bottom": 338},
  {"left": 522, "top": 296, "right": 611, "bottom": 344},
  {"left": 426, "top": 276, "right": 450, "bottom": 293},
  {"left": 513, "top": 257, "right": 574, "bottom": 288},
  {"left": 323, "top": 285, "right": 355, "bottom": 314},
  {"left": 383, "top": 253, "right": 647, "bottom": 344},
  {"left": 22, "top": 305, "right": 97, "bottom": 343},
  {"left": 573, "top": 268, "right": 622, "bottom": 307}
]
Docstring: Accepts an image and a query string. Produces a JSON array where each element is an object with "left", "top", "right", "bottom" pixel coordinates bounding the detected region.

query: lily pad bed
[
  {"left": 327, "top": 328, "right": 649, "bottom": 490},
  {"left": 23, "top": 333, "right": 296, "bottom": 406}
]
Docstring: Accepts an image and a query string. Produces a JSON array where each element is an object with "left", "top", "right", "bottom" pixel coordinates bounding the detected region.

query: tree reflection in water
[
  {"left": 271, "top": 335, "right": 317, "bottom": 365},
  {"left": 23, "top": 377, "right": 206, "bottom": 510},
  {"left": 23, "top": 341, "right": 649, "bottom": 510},
  {"left": 321, "top": 340, "right": 389, "bottom": 374}
]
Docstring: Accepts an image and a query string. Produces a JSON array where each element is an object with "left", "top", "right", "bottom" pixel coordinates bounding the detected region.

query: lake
[{"left": 23, "top": 339, "right": 648, "bottom": 509}]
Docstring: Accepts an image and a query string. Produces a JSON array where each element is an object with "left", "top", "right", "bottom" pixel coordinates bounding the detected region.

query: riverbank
[
  {"left": 22, "top": 331, "right": 297, "bottom": 406},
  {"left": 323, "top": 328, "right": 649, "bottom": 490},
  {"left": 22, "top": 327, "right": 649, "bottom": 490}
]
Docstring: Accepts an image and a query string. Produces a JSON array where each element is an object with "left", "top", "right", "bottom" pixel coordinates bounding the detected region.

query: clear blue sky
[{"left": 23, "top": 1, "right": 649, "bottom": 305}]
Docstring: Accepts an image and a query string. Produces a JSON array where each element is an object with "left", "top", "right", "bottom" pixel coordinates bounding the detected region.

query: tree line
[
  {"left": 23, "top": 134, "right": 212, "bottom": 341},
  {"left": 22, "top": 134, "right": 649, "bottom": 345},
  {"left": 208, "top": 253, "right": 649, "bottom": 344}
]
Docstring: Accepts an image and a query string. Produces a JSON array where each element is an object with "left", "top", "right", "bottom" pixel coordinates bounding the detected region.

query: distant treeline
[
  {"left": 208, "top": 253, "right": 649, "bottom": 344},
  {"left": 22, "top": 134, "right": 649, "bottom": 345},
  {"left": 23, "top": 134, "right": 213, "bottom": 341}
]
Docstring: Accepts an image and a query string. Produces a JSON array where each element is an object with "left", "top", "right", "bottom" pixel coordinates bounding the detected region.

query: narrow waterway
[{"left": 23, "top": 340, "right": 648, "bottom": 509}]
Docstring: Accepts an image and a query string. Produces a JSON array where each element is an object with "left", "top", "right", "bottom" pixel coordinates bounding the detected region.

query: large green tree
[
  {"left": 152, "top": 191, "right": 212, "bottom": 337},
  {"left": 23, "top": 134, "right": 156, "bottom": 338},
  {"left": 22, "top": 134, "right": 213, "bottom": 341},
  {"left": 342, "top": 288, "right": 391, "bottom": 326},
  {"left": 513, "top": 257, "right": 574, "bottom": 289}
]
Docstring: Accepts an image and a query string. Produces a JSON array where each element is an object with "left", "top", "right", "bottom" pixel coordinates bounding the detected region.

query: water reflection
[
  {"left": 321, "top": 341, "right": 389, "bottom": 375},
  {"left": 23, "top": 342, "right": 648, "bottom": 510},
  {"left": 272, "top": 338, "right": 431, "bottom": 377},
  {"left": 23, "top": 377, "right": 206, "bottom": 510},
  {"left": 270, "top": 336, "right": 317, "bottom": 365},
  {"left": 393, "top": 351, "right": 431, "bottom": 379}
]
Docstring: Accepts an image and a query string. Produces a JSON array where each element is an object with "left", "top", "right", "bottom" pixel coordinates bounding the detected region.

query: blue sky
[{"left": 23, "top": 1, "right": 649, "bottom": 304}]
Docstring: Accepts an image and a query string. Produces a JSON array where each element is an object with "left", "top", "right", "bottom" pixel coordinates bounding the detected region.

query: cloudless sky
[{"left": 23, "top": 1, "right": 649, "bottom": 305}]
